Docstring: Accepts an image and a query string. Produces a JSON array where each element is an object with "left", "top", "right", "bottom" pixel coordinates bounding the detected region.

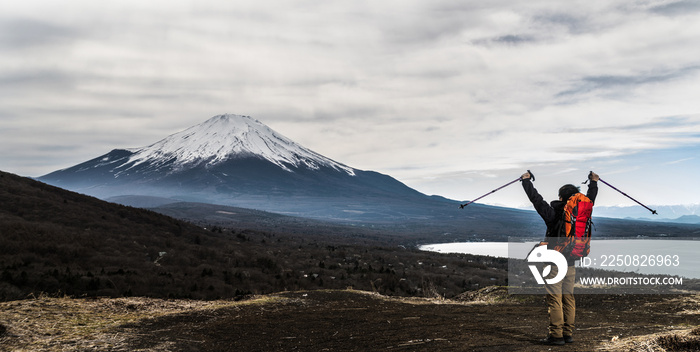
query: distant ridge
[
  {"left": 671, "top": 214, "right": 700, "bottom": 224},
  {"left": 594, "top": 203, "right": 700, "bottom": 224}
]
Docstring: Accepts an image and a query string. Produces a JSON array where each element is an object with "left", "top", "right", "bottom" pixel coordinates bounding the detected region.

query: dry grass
[
  {"left": 599, "top": 328, "right": 700, "bottom": 352},
  {"left": 0, "top": 289, "right": 509, "bottom": 351},
  {"left": 599, "top": 295, "right": 700, "bottom": 352},
  {"left": 0, "top": 294, "right": 282, "bottom": 352}
]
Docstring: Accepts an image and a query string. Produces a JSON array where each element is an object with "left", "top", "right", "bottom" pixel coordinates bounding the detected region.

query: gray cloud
[
  {"left": 495, "top": 34, "right": 536, "bottom": 44},
  {"left": 649, "top": 0, "right": 700, "bottom": 16},
  {"left": 1, "top": 1, "right": 700, "bottom": 207},
  {"left": 0, "top": 70, "right": 77, "bottom": 90},
  {"left": 0, "top": 17, "right": 79, "bottom": 49},
  {"left": 556, "top": 66, "right": 700, "bottom": 97},
  {"left": 533, "top": 12, "right": 591, "bottom": 35},
  {"left": 472, "top": 34, "right": 537, "bottom": 46},
  {"left": 559, "top": 116, "right": 698, "bottom": 133}
]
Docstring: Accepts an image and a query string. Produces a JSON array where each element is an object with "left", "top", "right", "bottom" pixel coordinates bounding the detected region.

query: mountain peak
[
  {"left": 126, "top": 114, "right": 355, "bottom": 175},
  {"left": 200, "top": 114, "right": 262, "bottom": 130}
]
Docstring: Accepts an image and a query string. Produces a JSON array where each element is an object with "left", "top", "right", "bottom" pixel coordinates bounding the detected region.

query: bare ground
[{"left": 1, "top": 288, "right": 699, "bottom": 352}]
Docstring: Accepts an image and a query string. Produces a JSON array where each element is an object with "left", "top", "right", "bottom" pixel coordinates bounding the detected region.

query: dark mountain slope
[
  {"left": 0, "top": 170, "right": 236, "bottom": 300},
  {"left": 0, "top": 171, "right": 512, "bottom": 301}
]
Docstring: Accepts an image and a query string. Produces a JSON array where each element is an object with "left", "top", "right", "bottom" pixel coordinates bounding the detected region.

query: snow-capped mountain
[
  {"left": 39, "top": 114, "right": 444, "bottom": 220},
  {"left": 123, "top": 114, "right": 355, "bottom": 175},
  {"left": 593, "top": 203, "right": 700, "bottom": 223}
]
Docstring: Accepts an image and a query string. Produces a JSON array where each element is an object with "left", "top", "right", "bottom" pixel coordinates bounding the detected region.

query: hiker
[{"left": 520, "top": 171, "right": 599, "bottom": 345}]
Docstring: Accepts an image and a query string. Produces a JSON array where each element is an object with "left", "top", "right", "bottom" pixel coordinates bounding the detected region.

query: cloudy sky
[{"left": 2, "top": 0, "right": 700, "bottom": 212}]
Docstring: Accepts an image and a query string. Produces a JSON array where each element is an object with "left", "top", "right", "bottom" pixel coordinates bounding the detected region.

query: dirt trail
[
  {"left": 1, "top": 289, "right": 698, "bottom": 352},
  {"left": 123, "top": 289, "right": 700, "bottom": 351}
]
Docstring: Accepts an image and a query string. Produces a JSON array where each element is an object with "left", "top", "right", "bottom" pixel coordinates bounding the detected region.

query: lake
[{"left": 419, "top": 239, "right": 700, "bottom": 279}]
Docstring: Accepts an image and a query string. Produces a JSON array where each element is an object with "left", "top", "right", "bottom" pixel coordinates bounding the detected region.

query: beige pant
[{"left": 544, "top": 265, "right": 576, "bottom": 338}]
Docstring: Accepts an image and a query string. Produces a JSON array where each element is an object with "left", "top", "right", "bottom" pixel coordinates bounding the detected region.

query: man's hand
[
  {"left": 521, "top": 171, "right": 531, "bottom": 180},
  {"left": 590, "top": 172, "right": 600, "bottom": 182}
]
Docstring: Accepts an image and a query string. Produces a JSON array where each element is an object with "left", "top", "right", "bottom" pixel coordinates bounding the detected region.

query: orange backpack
[{"left": 538, "top": 193, "right": 594, "bottom": 259}]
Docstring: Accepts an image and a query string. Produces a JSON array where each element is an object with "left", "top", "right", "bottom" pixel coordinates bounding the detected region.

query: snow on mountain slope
[
  {"left": 38, "top": 114, "right": 438, "bottom": 220},
  {"left": 123, "top": 114, "right": 355, "bottom": 175}
]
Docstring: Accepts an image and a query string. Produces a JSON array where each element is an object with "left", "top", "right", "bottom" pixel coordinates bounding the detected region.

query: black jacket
[{"left": 521, "top": 178, "right": 598, "bottom": 238}]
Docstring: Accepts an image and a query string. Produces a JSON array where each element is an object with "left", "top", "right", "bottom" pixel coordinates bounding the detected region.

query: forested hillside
[{"left": 0, "top": 171, "right": 508, "bottom": 301}]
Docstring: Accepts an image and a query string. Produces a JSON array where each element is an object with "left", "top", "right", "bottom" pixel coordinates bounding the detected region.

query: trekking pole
[
  {"left": 460, "top": 170, "right": 534, "bottom": 209},
  {"left": 585, "top": 171, "right": 658, "bottom": 215}
]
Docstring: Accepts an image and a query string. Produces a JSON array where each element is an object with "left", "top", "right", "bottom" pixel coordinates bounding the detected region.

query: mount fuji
[
  {"left": 117, "top": 114, "right": 356, "bottom": 175},
  {"left": 39, "top": 114, "right": 453, "bottom": 220}
]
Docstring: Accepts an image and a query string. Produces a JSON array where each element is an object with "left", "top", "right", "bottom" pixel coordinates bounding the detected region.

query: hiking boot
[
  {"left": 564, "top": 335, "right": 574, "bottom": 343},
  {"left": 541, "top": 335, "right": 566, "bottom": 345}
]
